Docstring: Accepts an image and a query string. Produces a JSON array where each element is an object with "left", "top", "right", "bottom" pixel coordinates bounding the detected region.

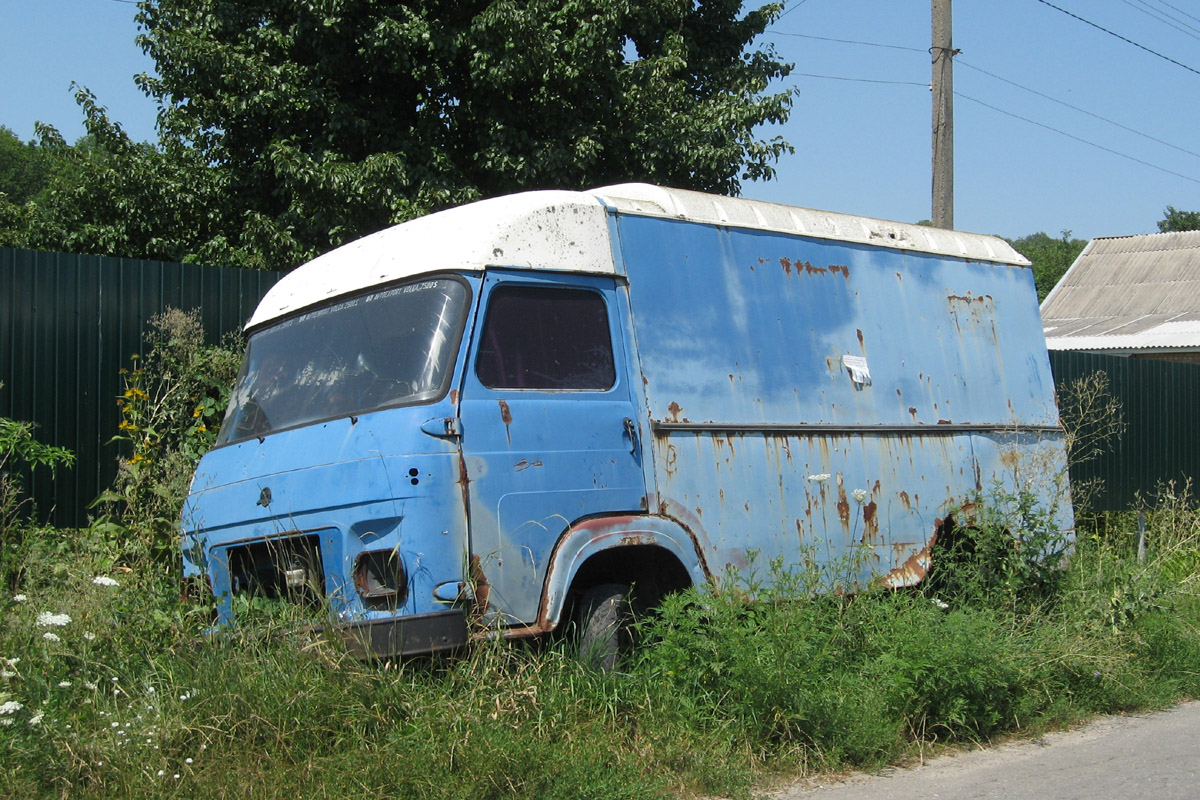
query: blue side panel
[
  {"left": 615, "top": 216, "right": 1058, "bottom": 429},
  {"left": 613, "top": 214, "right": 1070, "bottom": 585}
]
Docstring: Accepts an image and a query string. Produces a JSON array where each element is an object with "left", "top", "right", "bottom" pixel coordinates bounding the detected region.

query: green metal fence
[
  {"left": 1049, "top": 350, "right": 1200, "bottom": 512},
  {"left": 1, "top": 247, "right": 280, "bottom": 528}
]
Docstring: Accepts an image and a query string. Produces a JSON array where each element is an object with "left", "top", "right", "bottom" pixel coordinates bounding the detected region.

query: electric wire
[
  {"left": 777, "top": 0, "right": 817, "bottom": 23},
  {"left": 1149, "top": 0, "right": 1200, "bottom": 28},
  {"left": 1032, "top": 0, "right": 1200, "bottom": 77},
  {"left": 793, "top": 72, "right": 927, "bottom": 87},
  {"left": 957, "top": 92, "right": 1200, "bottom": 185},
  {"left": 763, "top": 30, "right": 926, "bottom": 53},
  {"left": 1118, "top": 0, "right": 1200, "bottom": 41},
  {"left": 958, "top": 60, "right": 1200, "bottom": 161}
]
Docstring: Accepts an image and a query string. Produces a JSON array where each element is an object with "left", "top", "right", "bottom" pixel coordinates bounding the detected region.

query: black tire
[{"left": 576, "top": 583, "right": 635, "bottom": 672}]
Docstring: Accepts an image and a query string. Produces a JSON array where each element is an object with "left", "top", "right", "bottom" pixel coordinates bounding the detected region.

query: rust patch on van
[
  {"left": 468, "top": 555, "right": 491, "bottom": 619},
  {"left": 831, "top": 264, "right": 850, "bottom": 279},
  {"left": 498, "top": 400, "right": 512, "bottom": 444},
  {"left": 899, "top": 490, "right": 911, "bottom": 510},
  {"left": 856, "top": 329, "right": 864, "bottom": 348},
  {"left": 449, "top": 389, "right": 459, "bottom": 404},
  {"left": 513, "top": 459, "right": 542, "bottom": 472},
  {"left": 667, "top": 401, "right": 686, "bottom": 422},
  {"left": 862, "top": 501, "right": 878, "bottom": 541},
  {"left": 804, "top": 262, "right": 827, "bottom": 276},
  {"left": 780, "top": 257, "right": 793, "bottom": 275}
]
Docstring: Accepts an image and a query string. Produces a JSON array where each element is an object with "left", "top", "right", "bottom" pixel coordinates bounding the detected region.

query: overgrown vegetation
[{"left": 4, "top": 336, "right": 1200, "bottom": 799}]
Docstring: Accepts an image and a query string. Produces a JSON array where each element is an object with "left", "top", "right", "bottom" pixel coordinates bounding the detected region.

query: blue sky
[{"left": 2, "top": 0, "right": 1198, "bottom": 241}]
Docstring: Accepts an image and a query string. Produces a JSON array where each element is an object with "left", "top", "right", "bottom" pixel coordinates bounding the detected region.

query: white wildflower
[
  {"left": 806, "top": 473, "right": 831, "bottom": 482},
  {"left": 91, "top": 576, "right": 120, "bottom": 587},
  {"left": 83, "top": 682, "right": 98, "bottom": 691},
  {"left": 185, "top": 758, "right": 193, "bottom": 764},
  {"left": 35, "top": 612, "right": 71, "bottom": 627},
  {"left": 0, "top": 700, "right": 23, "bottom": 715},
  {"left": 0, "top": 718, "right": 12, "bottom": 726},
  {"left": 83, "top": 632, "right": 96, "bottom": 641},
  {"left": 28, "top": 710, "right": 43, "bottom": 726},
  {"left": 11, "top": 594, "right": 27, "bottom": 603},
  {"left": 0, "top": 671, "right": 13, "bottom": 679},
  {"left": 42, "top": 632, "right": 61, "bottom": 643},
  {"left": 931, "top": 598, "right": 949, "bottom": 610},
  {"left": 57, "top": 681, "right": 71, "bottom": 688},
  {"left": 851, "top": 488, "right": 868, "bottom": 503},
  {"left": 2, "top": 658, "right": 18, "bottom": 667}
]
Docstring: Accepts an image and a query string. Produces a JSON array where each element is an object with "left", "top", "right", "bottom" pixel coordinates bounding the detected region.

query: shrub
[{"left": 90, "top": 309, "right": 240, "bottom": 565}]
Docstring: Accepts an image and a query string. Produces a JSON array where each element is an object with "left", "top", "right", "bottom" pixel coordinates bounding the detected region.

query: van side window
[{"left": 476, "top": 286, "right": 616, "bottom": 390}]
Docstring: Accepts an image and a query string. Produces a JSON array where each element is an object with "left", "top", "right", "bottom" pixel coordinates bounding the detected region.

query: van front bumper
[{"left": 339, "top": 609, "right": 469, "bottom": 658}]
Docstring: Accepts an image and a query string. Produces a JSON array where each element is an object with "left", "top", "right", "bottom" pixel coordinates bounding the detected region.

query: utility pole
[{"left": 931, "top": 0, "right": 955, "bottom": 229}]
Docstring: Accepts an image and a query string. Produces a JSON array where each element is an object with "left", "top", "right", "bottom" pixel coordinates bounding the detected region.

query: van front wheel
[{"left": 576, "top": 583, "right": 635, "bottom": 672}]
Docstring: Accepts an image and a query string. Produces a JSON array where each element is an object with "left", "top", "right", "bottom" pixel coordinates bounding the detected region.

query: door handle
[{"left": 623, "top": 417, "right": 639, "bottom": 454}]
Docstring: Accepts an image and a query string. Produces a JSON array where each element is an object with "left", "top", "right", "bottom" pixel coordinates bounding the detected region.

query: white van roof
[{"left": 247, "top": 183, "right": 1029, "bottom": 329}]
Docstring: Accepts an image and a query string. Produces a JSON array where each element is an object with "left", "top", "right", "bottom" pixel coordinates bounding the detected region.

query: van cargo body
[{"left": 181, "top": 184, "right": 1071, "bottom": 657}]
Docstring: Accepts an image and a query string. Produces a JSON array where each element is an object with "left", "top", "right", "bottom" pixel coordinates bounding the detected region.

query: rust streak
[
  {"left": 804, "top": 261, "right": 827, "bottom": 275},
  {"left": 779, "top": 256, "right": 793, "bottom": 275},
  {"left": 468, "top": 555, "right": 491, "bottom": 619},
  {"left": 862, "top": 501, "right": 878, "bottom": 542},
  {"left": 498, "top": 399, "right": 513, "bottom": 445},
  {"left": 831, "top": 264, "right": 850, "bottom": 279}
]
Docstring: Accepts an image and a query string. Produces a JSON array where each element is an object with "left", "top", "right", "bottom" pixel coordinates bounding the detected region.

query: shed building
[{"left": 1041, "top": 230, "right": 1200, "bottom": 364}]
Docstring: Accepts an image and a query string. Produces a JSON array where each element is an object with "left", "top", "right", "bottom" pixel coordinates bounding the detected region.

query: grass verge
[{"left": 4, "top": 497, "right": 1200, "bottom": 799}]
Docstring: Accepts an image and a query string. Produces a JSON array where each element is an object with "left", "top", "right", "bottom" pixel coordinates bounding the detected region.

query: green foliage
[
  {"left": 1157, "top": 205, "right": 1200, "bottom": 232},
  {"left": 1007, "top": 229, "right": 1088, "bottom": 302},
  {"left": 6, "top": 487, "right": 1200, "bottom": 798},
  {"left": 923, "top": 485, "right": 1073, "bottom": 611},
  {"left": 4, "top": 2, "right": 794, "bottom": 271},
  {"left": 90, "top": 309, "right": 241, "bottom": 565},
  {"left": 0, "top": 406, "right": 75, "bottom": 591},
  {"left": 0, "top": 127, "right": 54, "bottom": 205}
]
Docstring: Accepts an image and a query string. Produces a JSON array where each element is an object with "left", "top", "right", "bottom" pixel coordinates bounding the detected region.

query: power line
[
  {"left": 1148, "top": 0, "right": 1200, "bottom": 28},
  {"left": 777, "top": 0, "right": 817, "bottom": 23},
  {"left": 958, "top": 60, "right": 1200, "bottom": 161},
  {"left": 763, "top": 30, "right": 925, "bottom": 53},
  {"left": 789, "top": 71, "right": 1200, "bottom": 184},
  {"left": 1032, "top": 0, "right": 1200, "bottom": 77},
  {"left": 957, "top": 91, "right": 1200, "bottom": 185},
  {"left": 793, "top": 72, "right": 927, "bottom": 87},
  {"left": 1118, "top": 0, "right": 1200, "bottom": 41}
]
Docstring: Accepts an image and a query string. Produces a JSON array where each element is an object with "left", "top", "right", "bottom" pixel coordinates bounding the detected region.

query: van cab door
[{"left": 457, "top": 270, "right": 646, "bottom": 624}]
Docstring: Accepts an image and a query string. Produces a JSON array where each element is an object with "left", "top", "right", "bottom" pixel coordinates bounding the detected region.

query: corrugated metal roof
[{"left": 1041, "top": 230, "right": 1200, "bottom": 351}]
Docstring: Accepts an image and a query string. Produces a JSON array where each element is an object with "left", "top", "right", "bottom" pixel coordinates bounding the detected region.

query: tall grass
[{"left": 5, "top": 487, "right": 1200, "bottom": 799}]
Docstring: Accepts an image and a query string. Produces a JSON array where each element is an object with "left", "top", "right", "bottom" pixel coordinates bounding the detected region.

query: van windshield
[{"left": 216, "top": 277, "right": 469, "bottom": 445}]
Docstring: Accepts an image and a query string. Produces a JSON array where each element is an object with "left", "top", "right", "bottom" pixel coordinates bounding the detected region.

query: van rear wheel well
[
  {"left": 562, "top": 544, "right": 692, "bottom": 670},
  {"left": 566, "top": 544, "right": 692, "bottom": 609}
]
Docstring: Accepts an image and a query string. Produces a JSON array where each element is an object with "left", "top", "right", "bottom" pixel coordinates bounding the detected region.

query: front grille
[{"left": 228, "top": 534, "right": 325, "bottom": 605}]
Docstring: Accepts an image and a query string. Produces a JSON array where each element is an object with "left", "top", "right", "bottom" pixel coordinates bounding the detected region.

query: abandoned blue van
[{"left": 180, "top": 184, "right": 1071, "bottom": 657}]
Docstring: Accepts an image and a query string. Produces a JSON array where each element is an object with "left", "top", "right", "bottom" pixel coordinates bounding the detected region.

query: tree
[
  {"left": 126, "top": 0, "right": 794, "bottom": 270},
  {"left": 1158, "top": 206, "right": 1200, "bottom": 233},
  {"left": 0, "top": 127, "right": 54, "bottom": 205},
  {"left": 1008, "top": 230, "right": 1088, "bottom": 303}
]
